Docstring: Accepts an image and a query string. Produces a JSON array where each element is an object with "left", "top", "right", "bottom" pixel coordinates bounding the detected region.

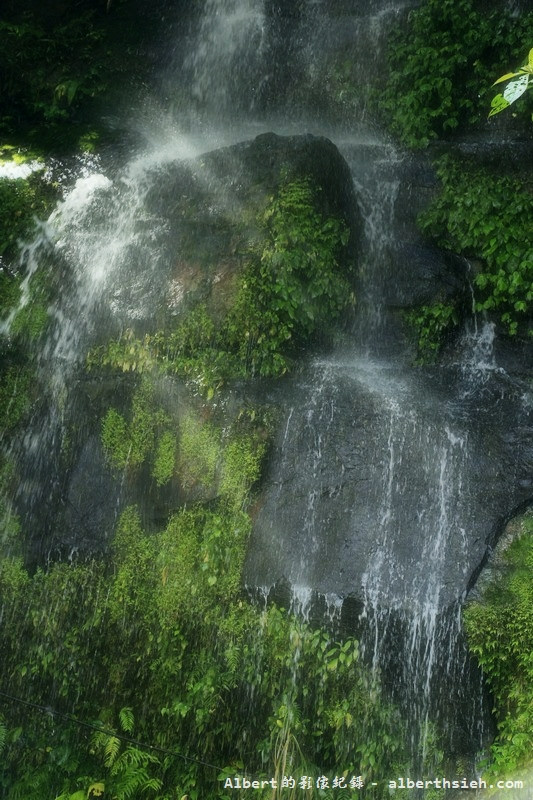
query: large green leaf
[{"left": 503, "top": 73, "right": 530, "bottom": 104}]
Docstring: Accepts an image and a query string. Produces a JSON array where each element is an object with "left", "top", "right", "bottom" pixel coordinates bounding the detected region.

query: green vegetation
[
  {"left": 380, "top": 0, "right": 533, "bottom": 146},
  {"left": 101, "top": 378, "right": 170, "bottom": 471},
  {"left": 0, "top": 0, "right": 166, "bottom": 151},
  {"left": 404, "top": 301, "right": 459, "bottom": 363},
  {"left": 0, "top": 488, "right": 409, "bottom": 799},
  {"left": 0, "top": 169, "right": 56, "bottom": 357},
  {"left": 418, "top": 156, "right": 533, "bottom": 337},
  {"left": 464, "top": 514, "right": 533, "bottom": 776},
  {"left": 101, "top": 376, "right": 268, "bottom": 511},
  {"left": 152, "top": 430, "right": 177, "bottom": 487},
  {"left": 177, "top": 412, "right": 220, "bottom": 490},
  {"left": 0, "top": 366, "right": 32, "bottom": 432},
  {"left": 0, "top": 458, "right": 21, "bottom": 551},
  {"left": 489, "top": 47, "right": 533, "bottom": 119},
  {"left": 88, "top": 177, "right": 353, "bottom": 394},
  {"left": 224, "top": 176, "right": 352, "bottom": 377}
]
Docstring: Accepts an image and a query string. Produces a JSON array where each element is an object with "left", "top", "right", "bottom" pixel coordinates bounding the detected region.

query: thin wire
[{"left": 0, "top": 689, "right": 228, "bottom": 774}]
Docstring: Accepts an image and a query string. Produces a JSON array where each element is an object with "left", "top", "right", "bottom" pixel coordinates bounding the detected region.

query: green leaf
[
  {"left": 488, "top": 93, "right": 510, "bottom": 117},
  {"left": 492, "top": 71, "right": 520, "bottom": 86},
  {"left": 502, "top": 74, "right": 530, "bottom": 105}
]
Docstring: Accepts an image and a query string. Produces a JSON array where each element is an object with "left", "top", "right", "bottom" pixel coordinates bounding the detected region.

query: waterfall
[
  {"left": 186, "top": 0, "right": 267, "bottom": 117},
  {"left": 2, "top": 0, "right": 529, "bottom": 792}
]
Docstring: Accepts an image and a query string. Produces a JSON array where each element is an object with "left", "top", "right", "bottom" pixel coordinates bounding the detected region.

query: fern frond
[
  {"left": 119, "top": 707, "right": 135, "bottom": 734},
  {"left": 104, "top": 735, "right": 121, "bottom": 767},
  {"left": 144, "top": 778, "right": 163, "bottom": 790}
]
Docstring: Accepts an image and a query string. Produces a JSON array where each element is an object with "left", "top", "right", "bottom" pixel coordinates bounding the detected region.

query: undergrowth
[{"left": 464, "top": 514, "right": 533, "bottom": 776}]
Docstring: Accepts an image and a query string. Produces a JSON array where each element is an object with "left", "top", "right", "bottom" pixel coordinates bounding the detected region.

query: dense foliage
[
  {"left": 0, "top": 0, "right": 173, "bottom": 149},
  {"left": 404, "top": 302, "right": 459, "bottom": 363},
  {"left": 418, "top": 155, "right": 533, "bottom": 337},
  {"left": 0, "top": 383, "right": 409, "bottom": 799},
  {"left": 1, "top": 2, "right": 531, "bottom": 796},
  {"left": 379, "top": 0, "right": 533, "bottom": 146},
  {"left": 463, "top": 515, "right": 533, "bottom": 776}
]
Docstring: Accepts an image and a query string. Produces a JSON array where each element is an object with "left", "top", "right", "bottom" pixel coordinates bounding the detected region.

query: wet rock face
[{"left": 245, "top": 357, "right": 533, "bottom": 614}]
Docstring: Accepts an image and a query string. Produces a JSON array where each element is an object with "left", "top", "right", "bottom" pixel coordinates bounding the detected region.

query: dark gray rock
[{"left": 245, "top": 356, "right": 533, "bottom": 612}]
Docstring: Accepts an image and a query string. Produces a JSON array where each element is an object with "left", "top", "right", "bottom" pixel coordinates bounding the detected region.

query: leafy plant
[
  {"left": 489, "top": 47, "right": 533, "bottom": 118},
  {"left": 177, "top": 412, "right": 221, "bottom": 490},
  {"left": 152, "top": 430, "right": 177, "bottom": 487},
  {"left": 223, "top": 176, "right": 352, "bottom": 377},
  {"left": 463, "top": 515, "right": 533, "bottom": 775},
  {"left": 88, "top": 176, "right": 353, "bottom": 394},
  {"left": 404, "top": 302, "right": 459, "bottom": 363},
  {"left": 101, "top": 378, "right": 170, "bottom": 472},
  {"left": 380, "top": 0, "right": 533, "bottom": 146},
  {"left": 418, "top": 156, "right": 533, "bottom": 336},
  {"left": 0, "top": 173, "right": 52, "bottom": 258},
  {"left": 0, "top": 365, "right": 32, "bottom": 431}
]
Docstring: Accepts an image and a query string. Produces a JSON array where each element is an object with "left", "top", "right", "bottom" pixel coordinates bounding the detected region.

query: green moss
[{"left": 464, "top": 514, "right": 533, "bottom": 775}]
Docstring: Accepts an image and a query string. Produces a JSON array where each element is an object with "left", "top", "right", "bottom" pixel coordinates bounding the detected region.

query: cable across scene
[{"left": 0, "top": 689, "right": 227, "bottom": 774}]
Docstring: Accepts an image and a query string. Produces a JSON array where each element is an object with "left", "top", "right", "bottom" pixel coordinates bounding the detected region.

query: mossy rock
[{"left": 133, "top": 132, "right": 360, "bottom": 333}]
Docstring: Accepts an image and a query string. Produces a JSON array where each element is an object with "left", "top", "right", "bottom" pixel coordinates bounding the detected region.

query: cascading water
[
  {"left": 186, "top": 0, "right": 267, "bottom": 116},
  {"left": 2, "top": 0, "right": 531, "bottom": 794}
]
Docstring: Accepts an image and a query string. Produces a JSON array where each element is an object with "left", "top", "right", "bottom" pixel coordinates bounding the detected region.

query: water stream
[{"left": 2, "top": 0, "right": 530, "bottom": 790}]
